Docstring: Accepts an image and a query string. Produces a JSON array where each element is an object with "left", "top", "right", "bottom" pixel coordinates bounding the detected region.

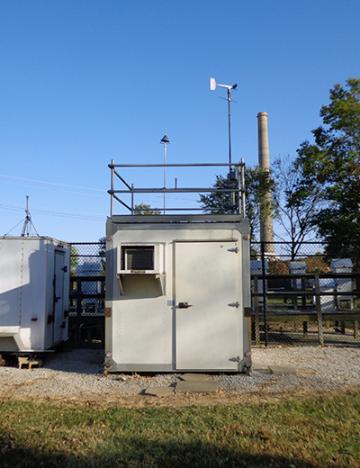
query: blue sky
[{"left": 0, "top": 0, "right": 359, "bottom": 241}]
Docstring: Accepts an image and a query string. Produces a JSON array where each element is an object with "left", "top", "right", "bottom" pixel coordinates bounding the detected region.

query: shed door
[
  {"left": 175, "top": 241, "right": 241, "bottom": 370},
  {"left": 53, "top": 250, "right": 65, "bottom": 343}
]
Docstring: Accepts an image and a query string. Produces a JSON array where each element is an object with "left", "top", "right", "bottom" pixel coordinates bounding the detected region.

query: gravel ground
[{"left": 0, "top": 346, "right": 359, "bottom": 402}]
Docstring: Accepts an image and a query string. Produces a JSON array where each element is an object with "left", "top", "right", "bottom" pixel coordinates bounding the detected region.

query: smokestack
[{"left": 257, "top": 112, "right": 274, "bottom": 254}]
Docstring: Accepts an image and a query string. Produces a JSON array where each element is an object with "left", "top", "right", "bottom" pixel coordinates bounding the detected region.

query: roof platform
[{"left": 107, "top": 161, "right": 246, "bottom": 218}]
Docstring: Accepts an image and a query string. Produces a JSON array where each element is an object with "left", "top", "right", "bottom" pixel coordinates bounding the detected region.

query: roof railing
[{"left": 108, "top": 161, "right": 246, "bottom": 217}]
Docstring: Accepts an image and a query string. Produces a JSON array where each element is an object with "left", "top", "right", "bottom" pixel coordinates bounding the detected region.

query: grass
[{"left": 0, "top": 391, "right": 359, "bottom": 467}]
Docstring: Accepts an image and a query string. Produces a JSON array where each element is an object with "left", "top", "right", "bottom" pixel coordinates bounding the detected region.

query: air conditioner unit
[{"left": 116, "top": 243, "right": 165, "bottom": 294}]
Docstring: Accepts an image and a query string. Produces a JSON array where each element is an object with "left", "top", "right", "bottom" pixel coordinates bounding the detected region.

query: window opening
[{"left": 122, "top": 246, "right": 154, "bottom": 270}]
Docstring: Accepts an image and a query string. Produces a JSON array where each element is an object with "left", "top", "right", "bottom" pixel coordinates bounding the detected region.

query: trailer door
[
  {"left": 175, "top": 241, "right": 242, "bottom": 370},
  {"left": 53, "top": 250, "right": 65, "bottom": 343}
]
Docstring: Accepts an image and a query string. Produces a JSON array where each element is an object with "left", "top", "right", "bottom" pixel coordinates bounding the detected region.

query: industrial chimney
[{"left": 257, "top": 112, "right": 275, "bottom": 254}]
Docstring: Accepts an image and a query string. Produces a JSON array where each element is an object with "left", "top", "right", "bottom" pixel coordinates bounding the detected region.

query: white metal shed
[
  {"left": 105, "top": 214, "right": 251, "bottom": 373},
  {"left": 0, "top": 237, "right": 70, "bottom": 353}
]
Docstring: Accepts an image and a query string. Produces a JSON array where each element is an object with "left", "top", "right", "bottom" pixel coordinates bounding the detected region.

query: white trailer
[
  {"left": 105, "top": 215, "right": 251, "bottom": 373},
  {"left": 0, "top": 237, "right": 70, "bottom": 353}
]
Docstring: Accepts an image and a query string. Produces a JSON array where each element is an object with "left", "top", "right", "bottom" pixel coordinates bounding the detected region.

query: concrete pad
[
  {"left": 143, "top": 386, "right": 175, "bottom": 397},
  {"left": 176, "top": 381, "right": 218, "bottom": 394},
  {"left": 252, "top": 368, "right": 272, "bottom": 375},
  {"left": 268, "top": 366, "right": 297, "bottom": 376},
  {"left": 179, "top": 373, "right": 213, "bottom": 382}
]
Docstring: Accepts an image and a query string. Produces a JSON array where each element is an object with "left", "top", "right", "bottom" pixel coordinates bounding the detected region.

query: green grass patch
[{"left": 0, "top": 392, "right": 359, "bottom": 467}]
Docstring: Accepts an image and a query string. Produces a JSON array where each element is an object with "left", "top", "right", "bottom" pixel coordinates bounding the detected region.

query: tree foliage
[
  {"left": 133, "top": 203, "right": 160, "bottom": 215},
  {"left": 70, "top": 245, "right": 79, "bottom": 273},
  {"left": 272, "top": 155, "right": 321, "bottom": 259},
  {"left": 199, "top": 168, "right": 273, "bottom": 239},
  {"left": 294, "top": 78, "right": 360, "bottom": 263}
]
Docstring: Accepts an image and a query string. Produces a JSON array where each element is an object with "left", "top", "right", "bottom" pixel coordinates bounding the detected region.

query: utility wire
[{"left": 0, "top": 173, "right": 200, "bottom": 202}]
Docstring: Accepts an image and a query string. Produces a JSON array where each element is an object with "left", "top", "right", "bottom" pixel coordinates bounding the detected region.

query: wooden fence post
[{"left": 354, "top": 321, "right": 359, "bottom": 340}]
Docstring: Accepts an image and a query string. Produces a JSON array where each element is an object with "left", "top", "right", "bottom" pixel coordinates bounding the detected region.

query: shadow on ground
[{"left": 0, "top": 436, "right": 316, "bottom": 468}]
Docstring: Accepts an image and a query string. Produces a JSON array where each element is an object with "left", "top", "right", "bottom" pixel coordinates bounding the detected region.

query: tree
[
  {"left": 133, "top": 203, "right": 160, "bottom": 215},
  {"left": 294, "top": 78, "right": 360, "bottom": 264},
  {"left": 70, "top": 245, "right": 79, "bottom": 273},
  {"left": 98, "top": 237, "right": 106, "bottom": 272},
  {"left": 272, "top": 155, "right": 321, "bottom": 259},
  {"left": 199, "top": 168, "right": 274, "bottom": 239}
]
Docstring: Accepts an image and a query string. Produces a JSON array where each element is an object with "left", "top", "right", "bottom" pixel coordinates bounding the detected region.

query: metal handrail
[{"left": 108, "top": 160, "right": 246, "bottom": 217}]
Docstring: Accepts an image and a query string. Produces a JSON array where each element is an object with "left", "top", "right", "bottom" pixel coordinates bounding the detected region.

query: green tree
[
  {"left": 98, "top": 237, "right": 106, "bottom": 272},
  {"left": 272, "top": 155, "right": 321, "bottom": 259},
  {"left": 199, "top": 168, "right": 273, "bottom": 239},
  {"left": 70, "top": 245, "right": 79, "bottom": 273},
  {"left": 133, "top": 203, "right": 160, "bottom": 215},
  {"left": 294, "top": 78, "right": 360, "bottom": 264}
]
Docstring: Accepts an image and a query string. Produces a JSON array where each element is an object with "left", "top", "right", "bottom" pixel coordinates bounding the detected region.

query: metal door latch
[
  {"left": 227, "top": 247, "right": 239, "bottom": 253},
  {"left": 178, "top": 302, "right": 192, "bottom": 309},
  {"left": 228, "top": 301, "right": 240, "bottom": 308}
]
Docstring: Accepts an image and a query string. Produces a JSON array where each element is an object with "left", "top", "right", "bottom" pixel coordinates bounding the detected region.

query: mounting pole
[
  {"left": 210, "top": 77, "right": 237, "bottom": 167},
  {"left": 110, "top": 159, "right": 114, "bottom": 217},
  {"left": 160, "top": 134, "right": 170, "bottom": 214},
  {"left": 21, "top": 196, "right": 30, "bottom": 236},
  {"left": 20, "top": 195, "right": 39, "bottom": 237},
  {"left": 227, "top": 88, "right": 232, "bottom": 166}
]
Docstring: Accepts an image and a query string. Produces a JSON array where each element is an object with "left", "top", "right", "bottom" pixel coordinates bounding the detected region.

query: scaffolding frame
[{"left": 108, "top": 161, "right": 246, "bottom": 217}]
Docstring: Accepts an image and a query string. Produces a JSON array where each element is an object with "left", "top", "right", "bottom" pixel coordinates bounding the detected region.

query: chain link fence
[
  {"left": 69, "top": 242, "right": 105, "bottom": 347},
  {"left": 68, "top": 240, "right": 360, "bottom": 349},
  {"left": 250, "top": 241, "right": 360, "bottom": 347}
]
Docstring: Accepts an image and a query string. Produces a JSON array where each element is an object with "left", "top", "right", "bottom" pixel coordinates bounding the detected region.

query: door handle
[{"left": 178, "top": 302, "right": 192, "bottom": 309}]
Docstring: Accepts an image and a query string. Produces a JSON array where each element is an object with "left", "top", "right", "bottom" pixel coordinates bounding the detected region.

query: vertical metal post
[
  {"left": 131, "top": 184, "right": 134, "bottom": 214},
  {"left": 254, "top": 276, "right": 260, "bottom": 346},
  {"left": 236, "top": 163, "right": 241, "bottom": 215},
  {"left": 110, "top": 159, "right": 115, "bottom": 217},
  {"left": 241, "top": 160, "right": 246, "bottom": 217},
  {"left": 227, "top": 88, "right": 232, "bottom": 166},
  {"left": 163, "top": 144, "right": 167, "bottom": 214},
  {"left": 314, "top": 274, "right": 324, "bottom": 345},
  {"left": 260, "top": 241, "right": 268, "bottom": 346},
  {"left": 160, "top": 134, "right": 170, "bottom": 215},
  {"left": 76, "top": 278, "right": 82, "bottom": 347}
]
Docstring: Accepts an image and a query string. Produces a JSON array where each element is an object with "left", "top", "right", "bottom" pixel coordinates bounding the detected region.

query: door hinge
[
  {"left": 227, "top": 247, "right": 239, "bottom": 253},
  {"left": 228, "top": 301, "right": 240, "bottom": 308}
]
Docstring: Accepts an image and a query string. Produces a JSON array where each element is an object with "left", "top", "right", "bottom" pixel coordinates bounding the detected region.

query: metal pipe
[
  {"left": 111, "top": 193, "right": 132, "bottom": 212},
  {"left": 131, "top": 184, "right": 134, "bottom": 214},
  {"left": 112, "top": 188, "right": 244, "bottom": 193},
  {"left": 227, "top": 88, "right": 232, "bottom": 166},
  {"left": 110, "top": 159, "right": 114, "bottom": 217},
  {"left": 111, "top": 163, "right": 240, "bottom": 168},
  {"left": 163, "top": 144, "right": 167, "bottom": 214},
  {"left": 260, "top": 241, "right": 269, "bottom": 346},
  {"left": 241, "top": 161, "right": 246, "bottom": 217},
  {"left": 113, "top": 170, "right": 132, "bottom": 190}
]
